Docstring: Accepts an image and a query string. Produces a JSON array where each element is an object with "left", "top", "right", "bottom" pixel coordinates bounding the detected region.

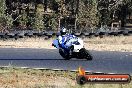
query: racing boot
[{"left": 69, "top": 45, "right": 74, "bottom": 56}]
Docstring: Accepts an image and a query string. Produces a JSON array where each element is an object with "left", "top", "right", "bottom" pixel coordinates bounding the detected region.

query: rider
[
  {"left": 58, "top": 27, "right": 78, "bottom": 55},
  {"left": 58, "top": 27, "right": 68, "bottom": 49}
]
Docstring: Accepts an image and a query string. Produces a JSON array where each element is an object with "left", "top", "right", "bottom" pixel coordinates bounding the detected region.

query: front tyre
[{"left": 59, "top": 49, "right": 71, "bottom": 60}]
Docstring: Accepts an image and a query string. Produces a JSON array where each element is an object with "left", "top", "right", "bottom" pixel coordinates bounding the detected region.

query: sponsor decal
[{"left": 76, "top": 67, "right": 131, "bottom": 85}]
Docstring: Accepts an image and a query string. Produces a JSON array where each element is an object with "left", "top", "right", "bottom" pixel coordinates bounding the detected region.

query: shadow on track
[{"left": 0, "top": 59, "right": 90, "bottom": 61}]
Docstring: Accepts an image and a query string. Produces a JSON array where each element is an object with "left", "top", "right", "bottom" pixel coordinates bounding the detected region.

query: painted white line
[
  {"left": 95, "top": 72, "right": 104, "bottom": 73},
  {"left": 108, "top": 73, "right": 117, "bottom": 74}
]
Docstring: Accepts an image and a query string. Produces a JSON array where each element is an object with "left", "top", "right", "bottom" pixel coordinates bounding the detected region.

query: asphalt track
[{"left": 0, "top": 48, "right": 132, "bottom": 74}]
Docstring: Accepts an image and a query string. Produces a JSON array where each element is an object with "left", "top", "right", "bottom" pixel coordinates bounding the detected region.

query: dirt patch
[
  {"left": 84, "top": 36, "right": 132, "bottom": 52},
  {"left": 0, "top": 36, "right": 132, "bottom": 52}
]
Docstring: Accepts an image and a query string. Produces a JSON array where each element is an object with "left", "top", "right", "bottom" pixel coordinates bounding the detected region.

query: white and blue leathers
[{"left": 58, "top": 33, "right": 78, "bottom": 50}]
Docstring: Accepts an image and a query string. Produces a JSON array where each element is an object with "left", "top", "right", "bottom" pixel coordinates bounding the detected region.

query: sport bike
[{"left": 52, "top": 34, "right": 93, "bottom": 60}]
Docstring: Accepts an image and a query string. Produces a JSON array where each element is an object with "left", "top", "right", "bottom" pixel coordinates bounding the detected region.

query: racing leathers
[{"left": 58, "top": 34, "right": 78, "bottom": 54}]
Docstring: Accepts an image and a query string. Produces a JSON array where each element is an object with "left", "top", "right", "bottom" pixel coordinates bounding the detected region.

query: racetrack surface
[{"left": 0, "top": 48, "right": 131, "bottom": 74}]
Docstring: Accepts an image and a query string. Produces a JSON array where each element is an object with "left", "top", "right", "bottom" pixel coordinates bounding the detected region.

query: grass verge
[{"left": 0, "top": 67, "right": 131, "bottom": 88}]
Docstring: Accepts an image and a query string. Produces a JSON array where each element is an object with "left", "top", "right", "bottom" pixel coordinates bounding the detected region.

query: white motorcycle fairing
[{"left": 72, "top": 38, "right": 84, "bottom": 52}]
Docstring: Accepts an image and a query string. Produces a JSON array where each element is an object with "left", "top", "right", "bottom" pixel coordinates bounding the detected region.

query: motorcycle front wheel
[{"left": 59, "top": 49, "right": 71, "bottom": 60}]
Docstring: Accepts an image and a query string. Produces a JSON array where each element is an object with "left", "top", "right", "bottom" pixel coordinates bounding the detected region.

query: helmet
[{"left": 60, "top": 27, "right": 67, "bottom": 36}]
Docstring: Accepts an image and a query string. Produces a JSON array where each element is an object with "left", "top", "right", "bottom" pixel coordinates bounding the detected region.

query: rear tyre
[{"left": 79, "top": 48, "right": 93, "bottom": 60}]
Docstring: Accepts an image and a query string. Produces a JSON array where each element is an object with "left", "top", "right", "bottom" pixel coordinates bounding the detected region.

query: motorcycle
[{"left": 52, "top": 34, "right": 93, "bottom": 60}]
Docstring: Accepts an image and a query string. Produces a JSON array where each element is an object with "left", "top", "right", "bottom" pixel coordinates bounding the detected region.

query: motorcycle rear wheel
[{"left": 79, "top": 48, "right": 93, "bottom": 60}]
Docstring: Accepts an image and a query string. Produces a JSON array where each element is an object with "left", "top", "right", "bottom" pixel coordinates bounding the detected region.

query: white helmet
[{"left": 60, "top": 27, "right": 67, "bottom": 35}]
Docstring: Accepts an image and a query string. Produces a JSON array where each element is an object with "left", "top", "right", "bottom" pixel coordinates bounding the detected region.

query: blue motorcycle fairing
[
  {"left": 53, "top": 39, "right": 70, "bottom": 54},
  {"left": 53, "top": 39, "right": 59, "bottom": 49}
]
